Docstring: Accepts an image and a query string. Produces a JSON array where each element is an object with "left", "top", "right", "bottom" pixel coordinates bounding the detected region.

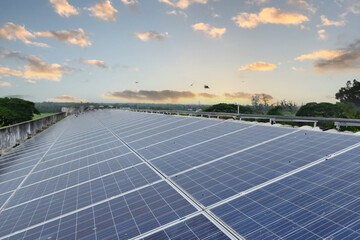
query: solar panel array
[{"left": 0, "top": 110, "right": 359, "bottom": 240}]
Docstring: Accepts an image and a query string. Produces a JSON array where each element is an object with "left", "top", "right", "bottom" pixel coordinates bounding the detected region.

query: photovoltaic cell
[
  {"left": 150, "top": 125, "right": 294, "bottom": 176},
  {"left": 173, "top": 130, "right": 360, "bottom": 206},
  {"left": 211, "top": 146, "right": 360, "bottom": 239},
  {"left": 1, "top": 110, "right": 360, "bottom": 240},
  {"left": 2, "top": 181, "right": 197, "bottom": 240},
  {"left": 143, "top": 214, "right": 230, "bottom": 240}
]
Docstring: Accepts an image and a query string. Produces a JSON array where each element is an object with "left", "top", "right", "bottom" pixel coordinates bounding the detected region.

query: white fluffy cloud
[
  {"left": 134, "top": 31, "right": 168, "bottom": 41},
  {"left": 0, "top": 22, "right": 48, "bottom": 47},
  {"left": 192, "top": 23, "right": 226, "bottom": 38},
  {"left": 232, "top": 7, "right": 309, "bottom": 28},
  {"left": 36, "top": 28, "right": 91, "bottom": 47},
  {"left": 88, "top": 0, "right": 118, "bottom": 22},
  {"left": 49, "top": 0, "right": 79, "bottom": 17}
]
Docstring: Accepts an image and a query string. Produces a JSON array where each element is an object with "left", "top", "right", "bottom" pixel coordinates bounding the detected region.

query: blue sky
[{"left": 0, "top": 0, "right": 359, "bottom": 104}]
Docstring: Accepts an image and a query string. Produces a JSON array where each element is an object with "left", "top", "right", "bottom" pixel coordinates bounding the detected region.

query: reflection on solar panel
[{"left": 0, "top": 110, "right": 359, "bottom": 239}]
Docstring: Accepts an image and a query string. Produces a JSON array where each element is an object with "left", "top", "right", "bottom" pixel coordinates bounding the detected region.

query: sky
[{"left": 0, "top": 0, "right": 359, "bottom": 105}]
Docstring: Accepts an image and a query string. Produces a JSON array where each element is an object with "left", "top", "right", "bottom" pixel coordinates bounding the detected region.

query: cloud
[
  {"left": 291, "top": 66, "right": 305, "bottom": 71},
  {"left": 224, "top": 92, "right": 252, "bottom": 99},
  {"left": 0, "top": 81, "right": 11, "bottom": 87},
  {"left": 103, "top": 90, "right": 218, "bottom": 102},
  {"left": 159, "top": 0, "right": 207, "bottom": 9},
  {"left": 121, "top": 0, "right": 139, "bottom": 7},
  {"left": 295, "top": 49, "right": 344, "bottom": 60},
  {"left": 166, "top": 10, "right": 188, "bottom": 18},
  {"left": 317, "top": 29, "right": 327, "bottom": 40},
  {"left": 0, "top": 67, "right": 22, "bottom": 77},
  {"left": 49, "top": 0, "right": 79, "bottom": 17},
  {"left": 198, "top": 92, "right": 218, "bottom": 98},
  {"left": 47, "top": 95, "right": 86, "bottom": 102},
  {"left": 319, "top": 15, "right": 345, "bottom": 26},
  {"left": 224, "top": 92, "right": 274, "bottom": 101},
  {"left": 23, "top": 56, "right": 72, "bottom": 81},
  {"left": 0, "top": 22, "right": 48, "bottom": 47},
  {"left": 27, "top": 79, "right": 36, "bottom": 84},
  {"left": 232, "top": 7, "right": 309, "bottom": 28},
  {"left": 134, "top": 31, "right": 168, "bottom": 41},
  {"left": 36, "top": 28, "right": 91, "bottom": 47},
  {"left": 81, "top": 59, "right": 107, "bottom": 68},
  {"left": 288, "top": 0, "right": 316, "bottom": 13},
  {"left": 192, "top": 23, "right": 226, "bottom": 38},
  {"left": 246, "top": 0, "right": 269, "bottom": 5},
  {"left": 88, "top": 0, "right": 118, "bottom": 22},
  {"left": 212, "top": 13, "right": 220, "bottom": 18},
  {"left": 313, "top": 40, "right": 360, "bottom": 72},
  {"left": 239, "top": 62, "right": 277, "bottom": 71},
  {"left": 113, "top": 65, "right": 140, "bottom": 72}
]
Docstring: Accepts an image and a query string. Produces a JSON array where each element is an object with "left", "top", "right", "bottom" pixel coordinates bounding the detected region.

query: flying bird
[
  {"left": 189, "top": 82, "right": 194, "bottom": 87},
  {"left": 135, "top": 81, "right": 139, "bottom": 84},
  {"left": 204, "top": 85, "right": 210, "bottom": 89}
]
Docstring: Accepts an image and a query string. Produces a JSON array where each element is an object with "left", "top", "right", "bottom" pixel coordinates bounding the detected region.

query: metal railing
[{"left": 133, "top": 109, "right": 360, "bottom": 129}]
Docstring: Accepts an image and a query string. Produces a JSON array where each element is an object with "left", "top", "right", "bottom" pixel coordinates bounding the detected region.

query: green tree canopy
[
  {"left": 335, "top": 79, "right": 360, "bottom": 106},
  {"left": 203, "top": 103, "right": 253, "bottom": 114},
  {"left": 296, "top": 102, "right": 359, "bottom": 119},
  {"left": 0, "top": 98, "right": 40, "bottom": 127},
  {"left": 267, "top": 106, "right": 283, "bottom": 115}
]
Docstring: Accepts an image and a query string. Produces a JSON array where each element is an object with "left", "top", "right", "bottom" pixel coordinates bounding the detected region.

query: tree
[
  {"left": 335, "top": 79, "right": 360, "bottom": 106},
  {"left": 203, "top": 103, "right": 253, "bottom": 114},
  {"left": 0, "top": 98, "right": 39, "bottom": 127},
  {"left": 267, "top": 106, "right": 283, "bottom": 115},
  {"left": 296, "top": 102, "right": 358, "bottom": 118}
]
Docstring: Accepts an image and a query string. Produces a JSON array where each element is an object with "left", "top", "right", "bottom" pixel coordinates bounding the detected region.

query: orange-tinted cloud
[
  {"left": 47, "top": 95, "right": 86, "bottom": 102},
  {"left": 232, "top": 7, "right": 309, "bottom": 28},
  {"left": 1, "top": 51, "right": 72, "bottom": 81},
  {"left": 239, "top": 62, "right": 277, "bottom": 71},
  {"left": 23, "top": 56, "right": 71, "bottom": 81},
  {"left": 81, "top": 59, "right": 107, "bottom": 68},
  {"left": 295, "top": 49, "right": 344, "bottom": 60},
  {"left": 313, "top": 40, "right": 360, "bottom": 72},
  {"left": 192, "top": 23, "right": 226, "bottom": 38},
  {"left": 319, "top": 15, "right": 345, "bottom": 26},
  {"left": 134, "top": 31, "right": 168, "bottom": 41},
  {"left": 88, "top": 0, "right": 118, "bottom": 22},
  {"left": 36, "top": 28, "right": 91, "bottom": 47},
  {"left": 225, "top": 92, "right": 274, "bottom": 101},
  {"left": 0, "top": 81, "right": 11, "bottom": 87},
  {"left": 49, "top": 0, "right": 79, "bottom": 17},
  {"left": 0, "top": 67, "right": 22, "bottom": 77},
  {"left": 224, "top": 92, "right": 252, "bottom": 99},
  {"left": 159, "top": 0, "right": 207, "bottom": 9},
  {"left": 27, "top": 79, "right": 36, "bottom": 84},
  {"left": 317, "top": 29, "right": 327, "bottom": 40},
  {"left": 288, "top": 0, "right": 316, "bottom": 13},
  {"left": 0, "top": 22, "right": 48, "bottom": 47},
  {"left": 103, "top": 90, "right": 218, "bottom": 102},
  {"left": 121, "top": 0, "right": 139, "bottom": 7},
  {"left": 166, "top": 10, "right": 187, "bottom": 19}
]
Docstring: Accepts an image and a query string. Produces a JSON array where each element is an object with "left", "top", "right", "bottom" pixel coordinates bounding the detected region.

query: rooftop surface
[{"left": 0, "top": 110, "right": 359, "bottom": 239}]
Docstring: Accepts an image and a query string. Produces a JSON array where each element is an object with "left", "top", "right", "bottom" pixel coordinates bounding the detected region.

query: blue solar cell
[
  {"left": 172, "top": 130, "right": 360, "bottom": 206},
  {"left": 150, "top": 125, "right": 294, "bottom": 176},
  {"left": 137, "top": 121, "right": 253, "bottom": 160},
  {"left": 211, "top": 146, "right": 360, "bottom": 239},
  {"left": 143, "top": 214, "right": 230, "bottom": 240},
  {"left": 2, "top": 181, "right": 197, "bottom": 240}
]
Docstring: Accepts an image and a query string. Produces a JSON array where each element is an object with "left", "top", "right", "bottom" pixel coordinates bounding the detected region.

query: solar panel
[
  {"left": 210, "top": 146, "right": 360, "bottom": 239},
  {"left": 0, "top": 110, "right": 359, "bottom": 239}
]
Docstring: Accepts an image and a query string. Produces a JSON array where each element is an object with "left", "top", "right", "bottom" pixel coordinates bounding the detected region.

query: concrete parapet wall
[{"left": 0, "top": 112, "right": 66, "bottom": 152}]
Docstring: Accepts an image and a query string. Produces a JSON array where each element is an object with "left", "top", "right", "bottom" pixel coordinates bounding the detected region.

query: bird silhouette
[{"left": 204, "top": 85, "right": 210, "bottom": 89}]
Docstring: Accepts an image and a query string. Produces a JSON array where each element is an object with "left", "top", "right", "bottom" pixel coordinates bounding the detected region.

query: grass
[{"left": 32, "top": 113, "right": 59, "bottom": 120}]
